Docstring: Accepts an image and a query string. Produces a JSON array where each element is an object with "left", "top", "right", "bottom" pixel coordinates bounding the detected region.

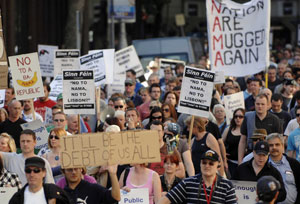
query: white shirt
[
  {"left": 284, "top": 118, "right": 298, "bottom": 136},
  {"left": 22, "top": 111, "right": 44, "bottom": 122},
  {"left": 24, "top": 186, "right": 47, "bottom": 204}
]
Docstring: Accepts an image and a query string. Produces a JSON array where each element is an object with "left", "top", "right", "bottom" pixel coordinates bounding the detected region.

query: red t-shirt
[{"left": 34, "top": 99, "right": 56, "bottom": 120}]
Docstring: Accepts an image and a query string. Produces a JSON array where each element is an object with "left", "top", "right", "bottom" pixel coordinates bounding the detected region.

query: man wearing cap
[
  {"left": 238, "top": 93, "right": 282, "bottom": 164},
  {"left": 267, "top": 133, "right": 300, "bottom": 204},
  {"left": 233, "top": 141, "right": 286, "bottom": 202},
  {"left": 158, "top": 150, "right": 237, "bottom": 204},
  {"left": 126, "top": 69, "right": 144, "bottom": 93},
  {"left": 124, "top": 78, "right": 143, "bottom": 107},
  {"left": 256, "top": 176, "right": 281, "bottom": 204},
  {"left": 9, "top": 157, "right": 70, "bottom": 204},
  {"left": 242, "top": 129, "right": 267, "bottom": 163}
]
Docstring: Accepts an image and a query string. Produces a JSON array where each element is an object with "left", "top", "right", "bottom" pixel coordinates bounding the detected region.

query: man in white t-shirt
[
  {"left": 9, "top": 157, "right": 71, "bottom": 204},
  {"left": 22, "top": 99, "right": 43, "bottom": 122}
]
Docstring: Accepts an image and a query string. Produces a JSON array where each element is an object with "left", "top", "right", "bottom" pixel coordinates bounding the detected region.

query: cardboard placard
[
  {"left": 207, "top": 0, "right": 270, "bottom": 77},
  {"left": 115, "top": 45, "right": 144, "bottom": 77},
  {"left": 0, "top": 15, "right": 8, "bottom": 89},
  {"left": 63, "top": 70, "right": 95, "bottom": 115},
  {"left": 119, "top": 188, "right": 149, "bottom": 204},
  {"left": 89, "top": 49, "right": 115, "bottom": 84},
  {"left": 8, "top": 52, "right": 44, "bottom": 100},
  {"left": 60, "top": 130, "right": 161, "bottom": 168},
  {"left": 231, "top": 180, "right": 257, "bottom": 204},
  {"left": 158, "top": 58, "right": 185, "bottom": 76},
  {"left": 49, "top": 75, "right": 62, "bottom": 101},
  {"left": 21, "top": 119, "right": 49, "bottom": 150},
  {"left": 38, "top": 44, "right": 59, "bottom": 77},
  {"left": 0, "top": 89, "right": 5, "bottom": 108},
  {"left": 224, "top": 91, "right": 245, "bottom": 124},
  {"left": 178, "top": 66, "right": 215, "bottom": 118},
  {"left": 79, "top": 51, "right": 106, "bottom": 86},
  {"left": 0, "top": 187, "right": 18, "bottom": 204},
  {"left": 54, "top": 49, "right": 80, "bottom": 77}
]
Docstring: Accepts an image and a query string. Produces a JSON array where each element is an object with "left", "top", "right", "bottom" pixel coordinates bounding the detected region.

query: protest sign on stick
[
  {"left": 49, "top": 75, "right": 62, "bottom": 101},
  {"left": 9, "top": 52, "right": 44, "bottom": 100},
  {"left": 38, "top": 44, "right": 58, "bottom": 77},
  {"left": 54, "top": 49, "right": 80, "bottom": 77},
  {"left": 60, "top": 130, "right": 161, "bottom": 168},
  {"left": 21, "top": 119, "right": 49, "bottom": 150},
  {"left": 158, "top": 58, "right": 185, "bottom": 76},
  {"left": 223, "top": 91, "right": 245, "bottom": 124},
  {"left": 119, "top": 188, "right": 149, "bottom": 204},
  {"left": 231, "top": 180, "right": 257, "bottom": 204},
  {"left": 0, "top": 187, "right": 18, "bottom": 204},
  {"left": 80, "top": 51, "right": 106, "bottom": 86},
  {"left": 207, "top": 0, "right": 270, "bottom": 76},
  {"left": 0, "top": 15, "right": 8, "bottom": 89},
  {"left": 63, "top": 70, "right": 95, "bottom": 115}
]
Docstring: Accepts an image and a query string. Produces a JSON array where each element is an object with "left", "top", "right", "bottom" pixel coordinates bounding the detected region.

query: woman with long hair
[
  {"left": 163, "top": 91, "right": 179, "bottom": 107},
  {"left": 161, "top": 103, "right": 177, "bottom": 121},
  {"left": 145, "top": 107, "right": 165, "bottom": 129},
  {"left": 0, "top": 133, "right": 16, "bottom": 152}
]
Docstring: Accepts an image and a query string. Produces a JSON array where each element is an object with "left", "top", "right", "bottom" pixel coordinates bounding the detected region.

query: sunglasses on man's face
[
  {"left": 49, "top": 135, "right": 59, "bottom": 140},
  {"left": 296, "top": 113, "right": 300, "bottom": 117},
  {"left": 54, "top": 119, "right": 65, "bottom": 122},
  {"left": 252, "top": 138, "right": 264, "bottom": 142},
  {"left": 25, "top": 168, "right": 42, "bottom": 174},
  {"left": 125, "top": 83, "right": 133, "bottom": 87},
  {"left": 152, "top": 116, "right": 162, "bottom": 120},
  {"left": 201, "top": 161, "right": 215, "bottom": 166},
  {"left": 115, "top": 105, "right": 124, "bottom": 109}
]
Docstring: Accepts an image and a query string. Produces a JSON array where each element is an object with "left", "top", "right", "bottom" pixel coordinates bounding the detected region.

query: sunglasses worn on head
[
  {"left": 115, "top": 105, "right": 124, "bottom": 109},
  {"left": 54, "top": 119, "right": 65, "bottom": 122},
  {"left": 25, "top": 168, "right": 41, "bottom": 174},
  {"left": 201, "top": 161, "right": 215, "bottom": 166},
  {"left": 49, "top": 135, "right": 59, "bottom": 140},
  {"left": 153, "top": 116, "right": 162, "bottom": 120},
  {"left": 234, "top": 115, "right": 244, "bottom": 119}
]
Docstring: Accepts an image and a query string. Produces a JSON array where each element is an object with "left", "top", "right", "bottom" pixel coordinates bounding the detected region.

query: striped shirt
[{"left": 166, "top": 174, "right": 237, "bottom": 204}]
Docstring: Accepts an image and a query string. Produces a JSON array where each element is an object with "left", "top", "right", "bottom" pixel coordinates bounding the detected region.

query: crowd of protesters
[{"left": 0, "top": 44, "right": 300, "bottom": 203}]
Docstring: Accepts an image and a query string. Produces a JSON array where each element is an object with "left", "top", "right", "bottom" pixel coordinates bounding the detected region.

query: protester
[
  {"left": 280, "top": 79, "right": 297, "bottom": 111},
  {"left": 163, "top": 91, "right": 178, "bottom": 107},
  {"left": 34, "top": 83, "right": 56, "bottom": 120},
  {"left": 4, "top": 88, "right": 15, "bottom": 109},
  {"left": 22, "top": 99, "right": 43, "bottom": 122},
  {"left": 9, "top": 157, "right": 70, "bottom": 203},
  {"left": 158, "top": 150, "right": 237, "bottom": 204},
  {"left": 213, "top": 104, "right": 227, "bottom": 135},
  {"left": 148, "top": 73, "right": 160, "bottom": 86},
  {"left": 0, "top": 133, "right": 17, "bottom": 152},
  {"left": 125, "top": 108, "right": 142, "bottom": 130},
  {"left": 161, "top": 103, "right": 177, "bottom": 121},
  {"left": 124, "top": 78, "right": 143, "bottom": 107},
  {"left": 113, "top": 97, "right": 127, "bottom": 112},
  {"left": 66, "top": 114, "right": 79, "bottom": 134},
  {"left": 114, "top": 110, "right": 126, "bottom": 131},
  {"left": 0, "top": 154, "right": 22, "bottom": 189},
  {"left": 126, "top": 69, "right": 144, "bottom": 93},
  {"left": 245, "top": 78, "right": 262, "bottom": 111},
  {"left": 256, "top": 176, "right": 281, "bottom": 204},
  {"left": 270, "top": 93, "right": 291, "bottom": 131},
  {"left": 0, "top": 107, "right": 8, "bottom": 122},
  {"left": 145, "top": 106, "right": 164, "bottom": 129}
]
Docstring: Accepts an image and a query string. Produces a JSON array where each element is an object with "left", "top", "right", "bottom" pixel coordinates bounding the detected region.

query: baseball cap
[
  {"left": 257, "top": 176, "right": 280, "bottom": 202},
  {"left": 251, "top": 129, "right": 267, "bottom": 139},
  {"left": 25, "top": 157, "right": 45, "bottom": 169},
  {"left": 201, "top": 150, "right": 219, "bottom": 161},
  {"left": 284, "top": 79, "right": 297, "bottom": 86},
  {"left": 57, "top": 93, "right": 63, "bottom": 101},
  {"left": 125, "top": 78, "right": 135, "bottom": 85},
  {"left": 254, "top": 141, "right": 269, "bottom": 155},
  {"left": 167, "top": 123, "right": 180, "bottom": 136}
]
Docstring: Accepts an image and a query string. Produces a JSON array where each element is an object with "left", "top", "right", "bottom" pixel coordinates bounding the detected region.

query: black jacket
[
  {"left": 285, "top": 154, "right": 300, "bottom": 203},
  {"left": 9, "top": 183, "right": 71, "bottom": 204},
  {"left": 232, "top": 158, "right": 286, "bottom": 202}
]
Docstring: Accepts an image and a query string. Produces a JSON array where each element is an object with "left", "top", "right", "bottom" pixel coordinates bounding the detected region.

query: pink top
[
  {"left": 56, "top": 175, "right": 97, "bottom": 189},
  {"left": 126, "top": 167, "right": 154, "bottom": 204}
]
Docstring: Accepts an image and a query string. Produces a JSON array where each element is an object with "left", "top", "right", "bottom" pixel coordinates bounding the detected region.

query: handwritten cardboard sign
[
  {"left": 207, "top": 0, "right": 270, "bottom": 77},
  {"left": 54, "top": 49, "right": 80, "bottom": 77},
  {"left": 63, "top": 70, "right": 95, "bottom": 115},
  {"left": 231, "top": 180, "right": 257, "bottom": 204},
  {"left": 0, "top": 187, "right": 18, "bottom": 204},
  {"left": 178, "top": 66, "right": 215, "bottom": 118},
  {"left": 21, "top": 119, "right": 49, "bottom": 150},
  {"left": 119, "top": 188, "right": 149, "bottom": 204},
  {"left": 60, "top": 130, "right": 161, "bottom": 168},
  {"left": 8, "top": 53, "right": 44, "bottom": 100},
  {"left": 38, "top": 44, "right": 59, "bottom": 77},
  {"left": 0, "top": 15, "right": 8, "bottom": 89},
  {"left": 224, "top": 91, "right": 245, "bottom": 124}
]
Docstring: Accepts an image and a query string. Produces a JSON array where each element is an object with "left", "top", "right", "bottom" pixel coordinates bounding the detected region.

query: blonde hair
[
  {"left": 185, "top": 116, "right": 207, "bottom": 132},
  {"left": 0, "top": 133, "right": 16, "bottom": 152},
  {"left": 48, "top": 128, "right": 67, "bottom": 149},
  {"left": 0, "top": 108, "right": 8, "bottom": 122}
]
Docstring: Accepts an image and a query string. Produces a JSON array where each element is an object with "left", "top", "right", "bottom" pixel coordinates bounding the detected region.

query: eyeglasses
[
  {"left": 54, "top": 119, "right": 65, "bottom": 122},
  {"left": 125, "top": 83, "right": 133, "bottom": 87},
  {"left": 25, "top": 168, "right": 42, "bottom": 174},
  {"left": 115, "top": 105, "right": 124, "bottom": 109},
  {"left": 65, "top": 168, "right": 81, "bottom": 173},
  {"left": 49, "top": 135, "right": 59, "bottom": 140},
  {"left": 201, "top": 161, "right": 215, "bottom": 166},
  {"left": 252, "top": 138, "right": 264, "bottom": 142},
  {"left": 296, "top": 113, "right": 300, "bottom": 117},
  {"left": 152, "top": 116, "right": 162, "bottom": 120},
  {"left": 163, "top": 108, "right": 169, "bottom": 112},
  {"left": 234, "top": 115, "right": 244, "bottom": 119}
]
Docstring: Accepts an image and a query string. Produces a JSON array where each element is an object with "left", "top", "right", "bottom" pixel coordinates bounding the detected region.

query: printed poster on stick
[
  {"left": 223, "top": 91, "right": 245, "bottom": 124},
  {"left": 0, "top": 187, "right": 18, "bottom": 204},
  {"left": 178, "top": 66, "right": 215, "bottom": 118},
  {"left": 120, "top": 188, "right": 149, "bottom": 204},
  {"left": 8, "top": 52, "right": 44, "bottom": 100},
  {"left": 159, "top": 58, "right": 185, "bottom": 77},
  {"left": 63, "top": 70, "right": 95, "bottom": 115},
  {"left": 79, "top": 51, "right": 106, "bottom": 86},
  {"left": 207, "top": 0, "right": 270, "bottom": 76},
  {"left": 54, "top": 49, "right": 80, "bottom": 77},
  {"left": 60, "top": 130, "right": 161, "bottom": 168},
  {"left": 38, "top": 44, "right": 58, "bottom": 77},
  {"left": 0, "top": 15, "right": 8, "bottom": 89},
  {"left": 231, "top": 180, "right": 257, "bottom": 204}
]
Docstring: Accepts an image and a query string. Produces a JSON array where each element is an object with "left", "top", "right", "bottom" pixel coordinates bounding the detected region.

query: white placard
[
  {"left": 119, "top": 188, "right": 149, "bottom": 204},
  {"left": 44, "top": 107, "right": 53, "bottom": 125},
  {"left": 178, "top": 66, "right": 215, "bottom": 118},
  {"left": 0, "top": 89, "right": 5, "bottom": 108},
  {"left": 89, "top": 49, "right": 115, "bottom": 84},
  {"left": 115, "top": 45, "right": 144, "bottom": 77},
  {"left": 54, "top": 49, "right": 80, "bottom": 77},
  {"left": 231, "top": 180, "right": 257, "bottom": 204},
  {"left": 214, "top": 71, "right": 225, "bottom": 84},
  {"left": 63, "top": 70, "right": 95, "bottom": 115},
  {"left": 224, "top": 91, "right": 245, "bottom": 124},
  {"left": 207, "top": 0, "right": 270, "bottom": 77},
  {"left": 49, "top": 75, "right": 63, "bottom": 101},
  {"left": 8, "top": 52, "right": 45, "bottom": 100},
  {"left": 21, "top": 119, "right": 49, "bottom": 150},
  {"left": 79, "top": 51, "right": 106, "bottom": 86},
  {"left": 38, "top": 44, "right": 59, "bottom": 77},
  {"left": 107, "top": 83, "right": 125, "bottom": 98},
  {"left": 159, "top": 58, "right": 186, "bottom": 77},
  {"left": 0, "top": 187, "right": 18, "bottom": 204}
]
